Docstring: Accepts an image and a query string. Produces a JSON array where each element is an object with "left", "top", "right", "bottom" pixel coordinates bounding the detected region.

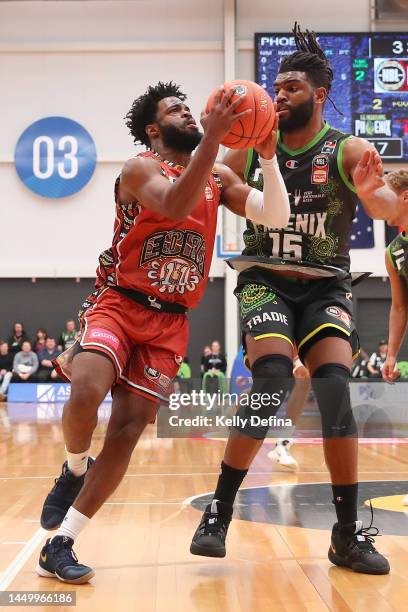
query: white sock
[
  {"left": 66, "top": 448, "right": 90, "bottom": 477},
  {"left": 52, "top": 506, "right": 90, "bottom": 542}
]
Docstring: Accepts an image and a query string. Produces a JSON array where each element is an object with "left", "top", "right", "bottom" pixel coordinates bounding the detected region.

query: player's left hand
[
  {"left": 254, "top": 106, "right": 278, "bottom": 160},
  {"left": 353, "top": 149, "right": 386, "bottom": 199}
]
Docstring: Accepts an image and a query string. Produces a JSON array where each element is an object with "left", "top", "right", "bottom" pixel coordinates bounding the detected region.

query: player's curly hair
[
  {"left": 125, "top": 81, "right": 187, "bottom": 147},
  {"left": 386, "top": 169, "right": 408, "bottom": 194}
]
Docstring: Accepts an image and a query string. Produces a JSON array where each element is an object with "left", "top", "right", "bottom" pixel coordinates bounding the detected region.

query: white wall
[
  {"left": 0, "top": 0, "right": 405, "bottom": 279},
  {"left": 0, "top": 0, "right": 225, "bottom": 277}
]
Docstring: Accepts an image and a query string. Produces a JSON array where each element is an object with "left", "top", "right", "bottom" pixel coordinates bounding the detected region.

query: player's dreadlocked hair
[
  {"left": 279, "top": 23, "right": 340, "bottom": 112},
  {"left": 125, "top": 81, "right": 187, "bottom": 147}
]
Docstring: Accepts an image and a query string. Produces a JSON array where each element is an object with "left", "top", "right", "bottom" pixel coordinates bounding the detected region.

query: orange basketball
[{"left": 205, "top": 79, "right": 275, "bottom": 149}]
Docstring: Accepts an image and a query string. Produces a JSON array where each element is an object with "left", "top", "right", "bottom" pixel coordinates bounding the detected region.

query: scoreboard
[{"left": 255, "top": 33, "right": 408, "bottom": 162}]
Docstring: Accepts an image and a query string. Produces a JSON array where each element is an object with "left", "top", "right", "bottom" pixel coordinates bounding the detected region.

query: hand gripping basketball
[
  {"left": 205, "top": 80, "right": 275, "bottom": 149},
  {"left": 200, "top": 86, "right": 252, "bottom": 146}
]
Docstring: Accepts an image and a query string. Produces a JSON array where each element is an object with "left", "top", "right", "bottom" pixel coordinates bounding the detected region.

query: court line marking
[
  {"left": 0, "top": 527, "right": 46, "bottom": 591},
  {"left": 181, "top": 479, "right": 408, "bottom": 506},
  {"left": 1, "top": 471, "right": 406, "bottom": 481}
]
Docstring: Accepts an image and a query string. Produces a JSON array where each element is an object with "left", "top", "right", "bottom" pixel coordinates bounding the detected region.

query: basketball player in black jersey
[{"left": 191, "top": 24, "right": 402, "bottom": 574}]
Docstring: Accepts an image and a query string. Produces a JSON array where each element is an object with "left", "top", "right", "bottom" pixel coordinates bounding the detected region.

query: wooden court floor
[{"left": 1, "top": 402, "right": 408, "bottom": 612}]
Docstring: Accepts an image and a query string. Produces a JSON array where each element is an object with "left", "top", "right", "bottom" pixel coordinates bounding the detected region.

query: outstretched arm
[{"left": 344, "top": 138, "right": 398, "bottom": 220}]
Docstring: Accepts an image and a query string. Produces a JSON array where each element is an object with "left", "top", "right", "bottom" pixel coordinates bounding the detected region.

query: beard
[
  {"left": 159, "top": 123, "right": 203, "bottom": 153},
  {"left": 279, "top": 96, "right": 314, "bottom": 133}
]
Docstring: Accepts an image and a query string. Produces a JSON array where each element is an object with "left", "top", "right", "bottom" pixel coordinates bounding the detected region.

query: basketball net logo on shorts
[
  {"left": 140, "top": 230, "right": 205, "bottom": 295},
  {"left": 325, "top": 306, "right": 351, "bottom": 328},
  {"left": 144, "top": 366, "right": 171, "bottom": 390}
]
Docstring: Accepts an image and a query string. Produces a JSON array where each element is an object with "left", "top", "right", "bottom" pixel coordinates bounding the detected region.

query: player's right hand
[
  {"left": 200, "top": 87, "right": 252, "bottom": 143},
  {"left": 353, "top": 149, "right": 385, "bottom": 200},
  {"left": 382, "top": 356, "right": 400, "bottom": 384}
]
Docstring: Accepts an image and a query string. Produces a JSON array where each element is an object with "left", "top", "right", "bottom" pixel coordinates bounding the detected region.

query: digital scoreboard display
[{"left": 255, "top": 33, "right": 408, "bottom": 162}]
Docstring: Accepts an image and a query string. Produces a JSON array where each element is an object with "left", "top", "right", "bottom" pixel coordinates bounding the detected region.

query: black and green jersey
[
  {"left": 242, "top": 122, "right": 360, "bottom": 273},
  {"left": 387, "top": 232, "right": 408, "bottom": 287}
]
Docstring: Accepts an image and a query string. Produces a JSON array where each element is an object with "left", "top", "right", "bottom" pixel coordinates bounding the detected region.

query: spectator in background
[
  {"left": 200, "top": 345, "right": 211, "bottom": 376},
  {"left": 203, "top": 340, "right": 227, "bottom": 374},
  {"left": 12, "top": 340, "right": 39, "bottom": 383},
  {"left": 59, "top": 319, "right": 79, "bottom": 351},
  {"left": 351, "top": 348, "right": 369, "bottom": 379},
  {"left": 175, "top": 357, "right": 192, "bottom": 393},
  {"left": 0, "top": 341, "right": 13, "bottom": 401},
  {"left": 202, "top": 340, "right": 227, "bottom": 393},
  {"left": 37, "top": 337, "right": 62, "bottom": 382},
  {"left": 367, "top": 341, "right": 388, "bottom": 378},
  {"left": 33, "top": 328, "right": 48, "bottom": 353},
  {"left": 8, "top": 322, "right": 29, "bottom": 355}
]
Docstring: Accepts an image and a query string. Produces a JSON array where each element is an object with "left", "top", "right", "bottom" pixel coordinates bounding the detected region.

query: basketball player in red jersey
[{"left": 36, "top": 82, "right": 290, "bottom": 583}]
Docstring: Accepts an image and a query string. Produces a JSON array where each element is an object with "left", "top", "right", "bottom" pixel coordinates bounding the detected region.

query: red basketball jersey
[{"left": 92, "top": 151, "right": 222, "bottom": 309}]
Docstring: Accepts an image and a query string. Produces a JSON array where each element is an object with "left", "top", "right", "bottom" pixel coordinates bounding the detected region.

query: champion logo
[{"left": 286, "top": 159, "right": 299, "bottom": 169}]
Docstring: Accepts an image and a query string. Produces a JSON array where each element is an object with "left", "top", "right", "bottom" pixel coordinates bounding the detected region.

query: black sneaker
[
  {"left": 190, "top": 500, "right": 232, "bottom": 558},
  {"left": 328, "top": 518, "right": 390, "bottom": 575},
  {"left": 37, "top": 536, "right": 94, "bottom": 584},
  {"left": 40, "top": 458, "right": 94, "bottom": 530}
]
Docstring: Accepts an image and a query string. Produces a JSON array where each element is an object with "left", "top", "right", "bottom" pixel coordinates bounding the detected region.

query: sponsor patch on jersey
[
  {"left": 205, "top": 185, "right": 214, "bottom": 201},
  {"left": 144, "top": 366, "right": 171, "bottom": 390},
  {"left": 311, "top": 154, "right": 329, "bottom": 185},
  {"left": 321, "top": 140, "right": 338, "bottom": 154},
  {"left": 325, "top": 306, "right": 351, "bottom": 328},
  {"left": 88, "top": 328, "right": 120, "bottom": 349},
  {"left": 286, "top": 159, "right": 299, "bottom": 169}
]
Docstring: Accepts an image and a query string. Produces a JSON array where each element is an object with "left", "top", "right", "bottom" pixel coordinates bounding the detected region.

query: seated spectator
[
  {"left": 33, "top": 328, "right": 48, "bottom": 353},
  {"left": 175, "top": 357, "right": 192, "bottom": 393},
  {"left": 0, "top": 341, "right": 13, "bottom": 401},
  {"left": 200, "top": 345, "right": 211, "bottom": 376},
  {"left": 12, "top": 341, "right": 39, "bottom": 383},
  {"left": 351, "top": 348, "right": 369, "bottom": 379},
  {"left": 37, "top": 337, "right": 62, "bottom": 382},
  {"left": 8, "top": 322, "right": 29, "bottom": 355},
  {"left": 202, "top": 341, "right": 227, "bottom": 393},
  {"left": 203, "top": 340, "right": 227, "bottom": 374},
  {"left": 59, "top": 319, "right": 79, "bottom": 351},
  {"left": 367, "top": 341, "right": 388, "bottom": 378}
]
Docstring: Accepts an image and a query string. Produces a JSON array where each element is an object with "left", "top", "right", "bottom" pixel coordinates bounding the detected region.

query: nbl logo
[{"left": 374, "top": 59, "right": 408, "bottom": 93}]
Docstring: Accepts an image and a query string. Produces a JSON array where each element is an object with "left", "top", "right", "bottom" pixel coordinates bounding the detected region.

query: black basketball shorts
[{"left": 235, "top": 273, "right": 359, "bottom": 363}]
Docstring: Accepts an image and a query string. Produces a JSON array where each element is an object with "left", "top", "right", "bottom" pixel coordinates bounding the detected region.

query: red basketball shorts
[{"left": 55, "top": 287, "right": 189, "bottom": 403}]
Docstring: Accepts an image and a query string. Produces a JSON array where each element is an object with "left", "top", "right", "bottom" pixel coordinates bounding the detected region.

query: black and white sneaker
[
  {"left": 37, "top": 536, "right": 94, "bottom": 584},
  {"left": 190, "top": 500, "right": 232, "bottom": 558},
  {"left": 40, "top": 458, "right": 94, "bottom": 530},
  {"left": 328, "top": 517, "right": 390, "bottom": 575}
]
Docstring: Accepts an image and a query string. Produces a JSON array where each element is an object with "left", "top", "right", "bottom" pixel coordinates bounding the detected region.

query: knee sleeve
[
  {"left": 235, "top": 355, "right": 293, "bottom": 440},
  {"left": 311, "top": 363, "right": 357, "bottom": 438}
]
